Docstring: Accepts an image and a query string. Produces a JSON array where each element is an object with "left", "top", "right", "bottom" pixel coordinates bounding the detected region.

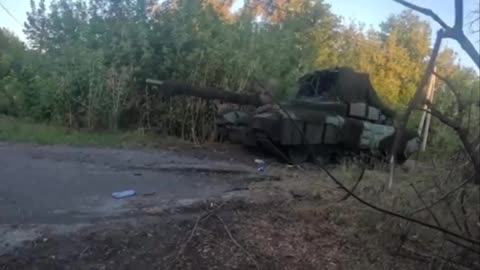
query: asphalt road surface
[{"left": 0, "top": 142, "right": 254, "bottom": 226}]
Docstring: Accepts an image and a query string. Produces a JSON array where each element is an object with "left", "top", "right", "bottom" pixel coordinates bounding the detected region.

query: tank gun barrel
[{"left": 146, "top": 79, "right": 265, "bottom": 106}]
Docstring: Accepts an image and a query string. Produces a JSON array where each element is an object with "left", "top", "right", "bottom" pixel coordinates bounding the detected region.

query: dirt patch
[
  {"left": 0, "top": 201, "right": 425, "bottom": 270},
  {"left": 1, "top": 142, "right": 475, "bottom": 269},
  {"left": 165, "top": 141, "right": 279, "bottom": 167}
]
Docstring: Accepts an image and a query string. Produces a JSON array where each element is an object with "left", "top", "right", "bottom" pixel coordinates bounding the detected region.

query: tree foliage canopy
[{"left": 0, "top": 0, "right": 478, "bottom": 143}]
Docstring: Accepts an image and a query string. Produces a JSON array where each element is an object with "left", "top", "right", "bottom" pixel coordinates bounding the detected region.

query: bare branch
[
  {"left": 410, "top": 176, "right": 472, "bottom": 215},
  {"left": 424, "top": 101, "right": 480, "bottom": 175},
  {"left": 470, "top": 15, "right": 480, "bottom": 34},
  {"left": 167, "top": 213, "right": 205, "bottom": 270},
  {"left": 430, "top": 174, "right": 464, "bottom": 233},
  {"left": 167, "top": 204, "right": 225, "bottom": 270},
  {"left": 459, "top": 189, "right": 473, "bottom": 237},
  {"left": 454, "top": 0, "right": 464, "bottom": 30},
  {"left": 340, "top": 166, "right": 366, "bottom": 201},
  {"left": 420, "top": 104, "right": 462, "bottom": 131},
  {"left": 398, "top": 247, "right": 478, "bottom": 269},
  {"left": 410, "top": 183, "right": 443, "bottom": 228},
  {"left": 416, "top": 105, "right": 480, "bottom": 172},
  {"left": 389, "top": 30, "right": 444, "bottom": 187},
  {"left": 394, "top": 0, "right": 480, "bottom": 68},
  {"left": 393, "top": 0, "right": 450, "bottom": 29},
  {"left": 457, "top": 129, "right": 480, "bottom": 177},
  {"left": 447, "top": 239, "right": 480, "bottom": 255},
  {"left": 213, "top": 214, "right": 260, "bottom": 270},
  {"left": 319, "top": 165, "right": 480, "bottom": 246},
  {"left": 446, "top": 30, "right": 480, "bottom": 68},
  {"left": 428, "top": 239, "right": 446, "bottom": 270}
]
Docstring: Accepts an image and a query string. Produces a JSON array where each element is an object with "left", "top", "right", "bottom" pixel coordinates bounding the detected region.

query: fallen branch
[
  {"left": 428, "top": 239, "right": 446, "bottom": 270},
  {"left": 167, "top": 204, "right": 225, "bottom": 270},
  {"left": 166, "top": 203, "right": 260, "bottom": 270},
  {"left": 407, "top": 182, "right": 477, "bottom": 259},
  {"left": 167, "top": 214, "right": 204, "bottom": 270},
  {"left": 410, "top": 183, "right": 443, "bottom": 229},
  {"left": 457, "top": 130, "right": 480, "bottom": 178},
  {"left": 396, "top": 247, "right": 476, "bottom": 269},
  {"left": 320, "top": 164, "right": 480, "bottom": 246},
  {"left": 213, "top": 214, "right": 260, "bottom": 270},
  {"left": 340, "top": 166, "right": 366, "bottom": 201},
  {"left": 431, "top": 174, "right": 464, "bottom": 234},
  {"left": 447, "top": 238, "right": 480, "bottom": 255},
  {"left": 410, "top": 173, "right": 472, "bottom": 215},
  {"left": 459, "top": 189, "right": 472, "bottom": 237}
]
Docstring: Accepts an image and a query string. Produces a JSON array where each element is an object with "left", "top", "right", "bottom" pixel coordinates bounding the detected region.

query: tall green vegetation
[
  {"left": 0, "top": 0, "right": 478, "bottom": 146},
  {"left": 333, "top": 10, "right": 433, "bottom": 106}
]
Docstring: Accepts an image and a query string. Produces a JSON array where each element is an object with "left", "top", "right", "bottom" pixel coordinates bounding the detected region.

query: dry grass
[{"left": 247, "top": 160, "right": 480, "bottom": 269}]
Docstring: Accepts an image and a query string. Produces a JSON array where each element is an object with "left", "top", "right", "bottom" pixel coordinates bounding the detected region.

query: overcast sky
[{"left": 1, "top": 0, "right": 479, "bottom": 70}]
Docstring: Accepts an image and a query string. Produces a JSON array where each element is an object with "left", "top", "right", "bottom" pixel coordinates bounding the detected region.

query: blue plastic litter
[
  {"left": 254, "top": 159, "right": 266, "bottom": 172},
  {"left": 112, "top": 189, "right": 136, "bottom": 199}
]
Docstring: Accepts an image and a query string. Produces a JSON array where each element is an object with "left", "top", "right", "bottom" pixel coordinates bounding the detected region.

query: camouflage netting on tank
[{"left": 297, "top": 67, "right": 396, "bottom": 119}]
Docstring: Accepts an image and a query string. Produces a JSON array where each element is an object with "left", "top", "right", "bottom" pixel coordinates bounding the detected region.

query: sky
[
  {"left": 322, "top": 0, "right": 479, "bottom": 71},
  {"left": 1, "top": 0, "right": 479, "bottom": 70}
]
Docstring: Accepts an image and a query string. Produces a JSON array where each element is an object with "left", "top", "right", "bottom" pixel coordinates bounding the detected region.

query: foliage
[
  {"left": 0, "top": 0, "right": 478, "bottom": 147},
  {"left": 334, "top": 11, "right": 433, "bottom": 107},
  {"left": 0, "top": 114, "right": 172, "bottom": 147}
]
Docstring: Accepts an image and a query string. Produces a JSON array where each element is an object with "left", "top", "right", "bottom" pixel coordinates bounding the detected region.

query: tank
[{"left": 147, "top": 67, "right": 420, "bottom": 164}]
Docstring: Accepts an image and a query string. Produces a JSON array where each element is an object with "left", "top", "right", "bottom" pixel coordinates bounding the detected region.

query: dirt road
[
  {"left": 0, "top": 142, "right": 448, "bottom": 270},
  {"left": 0, "top": 142, "right": 259, "bottom": 250}
]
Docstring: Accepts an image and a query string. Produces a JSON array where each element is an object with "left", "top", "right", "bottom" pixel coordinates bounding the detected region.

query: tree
[
  {"left": 0, "top": 28, "right": 28, "bottom": 115},
  {"left": 379, "top": 10, "right": 432, "bottom": 105},
  {"left": 204, "top": 0, "right": 234, "bottom": 19},
  {"left": 250, "top": 0, "right": 311, "bottom": 23},
  {"left": 380, "top": 10, "right": 432, "bottom": 60},
  {"left": 7, "top": 0, "right": 476, "bottom": 146},
  {"left": 0, "top": 28, "right": 26, "bottom": 77},
  {"left": 24, "top": 0, "right": 50, "bottom": 51},
  {"left": 333, "top": 14, "right": 432, "bottom": 107}
]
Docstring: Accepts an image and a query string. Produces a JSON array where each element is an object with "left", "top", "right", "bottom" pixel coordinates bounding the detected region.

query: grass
[{"left": 0, "top": 115, "right": 184, "bottom": 147}]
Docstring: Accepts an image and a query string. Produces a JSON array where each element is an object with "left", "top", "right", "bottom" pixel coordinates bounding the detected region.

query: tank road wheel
[
  {"left": 313, "top": 154, "right": 329, "bottom": 166},
  {"left": 215, "top": 126, "right": 227, "bottom": 142},
  {"left": 311, "top": 147, "right": 333, "bottom": 166},
  {"left": 287, "top": 145, "right": 309, "bottom": 164}
]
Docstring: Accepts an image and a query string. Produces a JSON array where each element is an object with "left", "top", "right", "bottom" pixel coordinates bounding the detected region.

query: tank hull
[{"left": 147, "top": 66, "right": 420, "bottom": 164}]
